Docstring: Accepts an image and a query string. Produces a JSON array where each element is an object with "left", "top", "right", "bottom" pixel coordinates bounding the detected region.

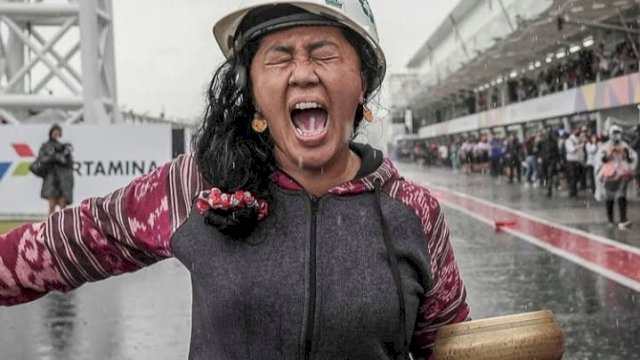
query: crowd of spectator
[
  {"left": 438, "top": 39, "right": 640, "bottom": 121},
  {"left": 396, "top": 124, "right": 640, "bottom": 200}
]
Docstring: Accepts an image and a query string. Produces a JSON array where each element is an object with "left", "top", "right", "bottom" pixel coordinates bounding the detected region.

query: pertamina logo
[{"left": 0, "top": 143, "right": 35, "bottom": 182}]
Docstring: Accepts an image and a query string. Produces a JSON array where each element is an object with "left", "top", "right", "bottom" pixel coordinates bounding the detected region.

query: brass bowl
[{"left": 434, "top": 310, "right": 565, "bottom": 360}]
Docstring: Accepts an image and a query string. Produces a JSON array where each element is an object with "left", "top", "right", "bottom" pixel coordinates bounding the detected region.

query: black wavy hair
[{"left": 193, "top": 17, "right": 383, "bottom": 239}]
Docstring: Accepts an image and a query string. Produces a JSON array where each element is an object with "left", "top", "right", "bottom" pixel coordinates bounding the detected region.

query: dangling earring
[
  {"left": 251, "top": 113, "right": 268, "bottom": 133},
  {"left": 363, "top": 105, "right": 374, "bottom": 122}
]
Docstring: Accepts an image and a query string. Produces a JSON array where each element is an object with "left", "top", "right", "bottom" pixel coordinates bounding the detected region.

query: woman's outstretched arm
[{"left": 0, "top": 154, "right": 200, "bottom": 306}]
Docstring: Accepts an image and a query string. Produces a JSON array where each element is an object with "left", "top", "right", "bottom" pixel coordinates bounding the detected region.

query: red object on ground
[
  {"left": 494, "top": 220, "right": 517, "bottom": 231},
  {"left": 436, "top": 187, "right": 640, "bottom": 287}
]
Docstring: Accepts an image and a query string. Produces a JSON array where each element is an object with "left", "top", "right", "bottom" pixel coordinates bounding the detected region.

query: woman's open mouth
[{"left": 291, "top": 102, "right": 329, "bottom": 141}]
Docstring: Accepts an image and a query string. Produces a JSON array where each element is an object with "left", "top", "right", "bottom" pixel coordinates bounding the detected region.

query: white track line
[
  {"left": 426, "top": 183, "right": 640, "bottom": 257},
  {"left": 439, "top": 196, "right": 640, "bottom": 293}
]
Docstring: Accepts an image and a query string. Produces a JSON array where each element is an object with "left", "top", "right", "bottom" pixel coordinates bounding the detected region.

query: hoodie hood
[{"left": 270, "top": 143, "right": 398, "bottom": 195}]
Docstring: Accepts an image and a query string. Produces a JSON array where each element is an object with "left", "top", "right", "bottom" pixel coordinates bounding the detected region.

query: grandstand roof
[
  {"left": 406, "top": 0, "right": 479, "bottom": 69},
  {"left": 406, "top": 0, "right": 639, "bottom": 107}
]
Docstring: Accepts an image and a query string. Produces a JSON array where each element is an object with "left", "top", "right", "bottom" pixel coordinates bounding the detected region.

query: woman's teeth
[{"left": 294, "top": 102, "right": 322, "bottom": 110}]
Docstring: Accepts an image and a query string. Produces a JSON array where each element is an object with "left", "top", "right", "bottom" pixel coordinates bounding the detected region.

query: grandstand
[{"left": 390, "top": 0, "right": 640, "bottom": 150}]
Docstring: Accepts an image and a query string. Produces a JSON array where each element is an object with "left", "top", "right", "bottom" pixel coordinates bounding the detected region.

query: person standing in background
[
  {"left": 461, "top": 137, "right": 473, "bottom": 174},
  {"left": 565, "top": 128, "right": 585, "bottom": 197},
  {"left": 477, "top": 135, "right": 491, "bottom": 175},
  {"left": 36, "top": 124, "right": 74, "bottom": 214},
  {"left": 631, "top": 125, "right": 640, "bottom": 191},
  {"left": 450, "top": 141, "right": 461, "bottom": 173},
  {"left": 579, "top": 127, "right": 589, "bottom": 191},
  {"left": 596, "top": 125, "right": 638, "bottom": 229},
  {"left": 585, "top": 133, "right": 600, "bottom": 194},
  {"left": 524, "top": 133, "right": 539, "bottom": 187},
  {"left": 505, "top": 133, "right": 523, "bottom": 184},
  {"left": 439, "top": 142, "right": 449, "bottom": 167},
  {"left": 489, "top": 134, "right": 504, "bottom": 178},
  {"left": 538, "top": 129, "right": 561, "bottom": 197}
]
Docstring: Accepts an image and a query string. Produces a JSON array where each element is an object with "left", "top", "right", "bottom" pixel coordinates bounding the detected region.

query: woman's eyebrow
[
  {"left": 308, "top": 40, "right": 338, "bottom": 52},
  {"left": 266, "top": 44, "right": 294, "bottom": 55},
  {"left": 264, "top": 40, "right": 337, "bottom": 55}
]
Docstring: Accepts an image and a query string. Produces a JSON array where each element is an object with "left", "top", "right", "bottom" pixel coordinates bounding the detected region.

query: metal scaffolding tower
[{"left": 0, "top": 0, "right": 120, "bottom": 124}]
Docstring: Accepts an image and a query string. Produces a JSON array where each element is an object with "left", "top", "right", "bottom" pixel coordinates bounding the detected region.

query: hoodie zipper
[{"left": 303, "top": 195, "right": 319, "bottom": 360}]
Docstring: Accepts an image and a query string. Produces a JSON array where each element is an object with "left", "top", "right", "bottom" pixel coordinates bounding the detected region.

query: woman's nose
[{"left": 288, "top": 60, "right": 320, "bottom": 88}]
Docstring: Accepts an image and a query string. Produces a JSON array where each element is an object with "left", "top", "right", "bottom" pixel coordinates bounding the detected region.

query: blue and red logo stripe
[{"left": 0, "top": 143, "right": 36, "bottom": 182}]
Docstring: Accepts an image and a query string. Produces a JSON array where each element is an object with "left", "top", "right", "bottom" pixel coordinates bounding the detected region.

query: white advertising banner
[
  {"left": 447, "top": 115, "right": 480, "bottom": 134},
  {"left": 415, "top": 72, "right": 640, "bottom": 139},
  {"left": 0, "top": 124, "right": 172, "bottom": 218},
  {"left": 507, "top": 89, "right": 577, "bottom": 124},
  {"left": 418, "top": 126, "right": 437, "bottom": 139},
  {"left": 419, "top": 89, "right": 580, "bottom": 137}
]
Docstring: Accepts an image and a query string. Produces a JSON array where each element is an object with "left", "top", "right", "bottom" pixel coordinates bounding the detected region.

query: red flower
[
  {"left": 243, "top": 191, "right": 255, "bottom": 205},
  {"left": 209, "top": 188, "right": 222, "bottom": 203},
  {"left": 196, "top": 198, "right": 210, "bottom": 213},
  {"left": 257, "top": 202, "right": 269, "bottom": 220},
  {"left": 233, "top": 191, "right": 245, "bottom": 204},
  {"left": 196, "top": 187, "right": 269, "bottom": 220}
]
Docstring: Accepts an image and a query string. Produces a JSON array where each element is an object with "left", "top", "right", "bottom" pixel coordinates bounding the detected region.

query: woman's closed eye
[
  {"left": 311, "top": 48, "right": 340, "bottom": 63},
  {"left": 265, "top": 55, "right": 293, "bottom": 66},
  {"left": 313, "top": 55, "right": 338, "bottom": 62}
]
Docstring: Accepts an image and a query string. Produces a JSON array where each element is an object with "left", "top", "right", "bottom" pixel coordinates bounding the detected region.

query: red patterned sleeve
[
  {"left": 390, "top": 180, "right": 470, "bottom": 360},
  {"left": 0, "top": 154, "right": 201, "bottom": 306}
]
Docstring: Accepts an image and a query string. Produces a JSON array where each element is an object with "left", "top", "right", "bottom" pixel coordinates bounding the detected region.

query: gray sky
[{"left": 112, "top": 1, "right": 458, "bottom": 120}]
